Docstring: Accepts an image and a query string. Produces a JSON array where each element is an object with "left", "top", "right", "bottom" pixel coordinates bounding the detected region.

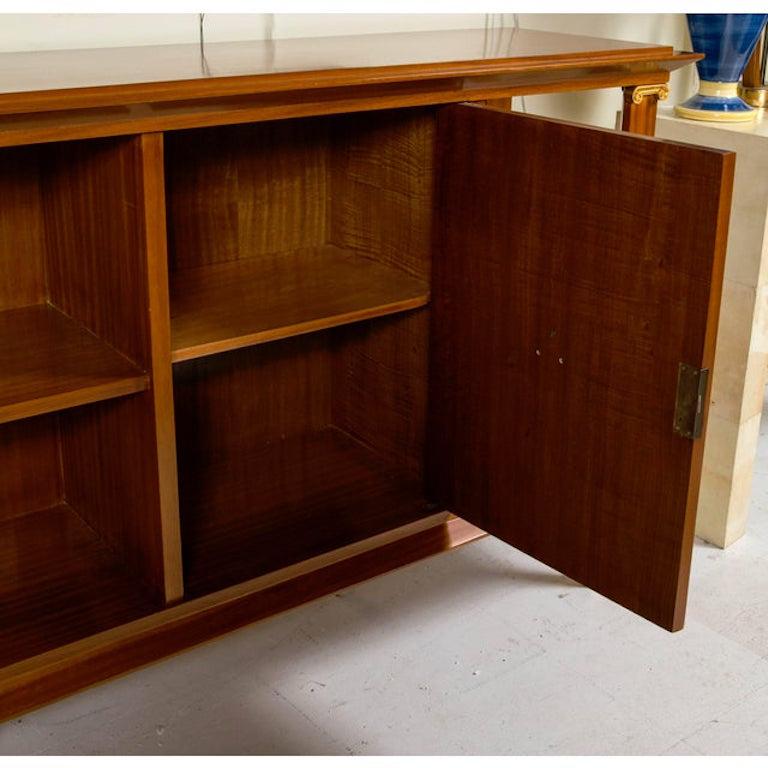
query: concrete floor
[{"left": 3, "top": 393, "right": 768, "bottom": 756}]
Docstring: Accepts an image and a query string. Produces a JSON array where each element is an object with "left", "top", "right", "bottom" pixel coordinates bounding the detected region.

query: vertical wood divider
[
  {"left": 43, "top": 132, "right": 183, "bottom": 606},
  {"left": 137, "top": 132, "right": 184, "bottom": 604}
]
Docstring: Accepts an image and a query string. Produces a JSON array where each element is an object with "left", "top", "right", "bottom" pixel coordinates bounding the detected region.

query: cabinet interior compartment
[
  {"left": 175, "top": 310, "right": 433, "bottom": 597},
  {"left": 0, "top": 134, "right": 182, "bottom": 653},
  {"left": 164, "top": 108, "right": 435, "bottom": 361},
  {"left": 167, "top": 107, "right": 439, "bottom": 597},
  {"left": 0, "top": 406, "right": 161, "bottom": 668},
  {"left": 0, "top": 139, "right": 152, "bottom": 424}
]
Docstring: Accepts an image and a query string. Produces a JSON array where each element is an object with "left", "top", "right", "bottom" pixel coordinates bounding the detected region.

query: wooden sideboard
[{"left": 0, "top": 27, "right": 735, "bottom": 719}]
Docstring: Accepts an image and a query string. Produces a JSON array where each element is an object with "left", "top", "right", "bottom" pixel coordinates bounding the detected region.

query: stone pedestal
[{"left": 657, "top": 107, "right": 768, "bottom": 547}]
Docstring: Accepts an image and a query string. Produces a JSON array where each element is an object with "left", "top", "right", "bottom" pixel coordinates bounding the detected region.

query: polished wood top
[{"left": 0, "top": 27, "right": 697, "bottom": 115}]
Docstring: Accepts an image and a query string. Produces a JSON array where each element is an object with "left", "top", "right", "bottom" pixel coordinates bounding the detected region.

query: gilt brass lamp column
[{"left": 740, "top": 25, "right": 768, "bottom": 108}]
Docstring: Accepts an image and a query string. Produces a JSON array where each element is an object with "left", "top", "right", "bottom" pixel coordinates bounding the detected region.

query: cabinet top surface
[{"left": 0, "top": 27, "right": 692, "bottom": 114}]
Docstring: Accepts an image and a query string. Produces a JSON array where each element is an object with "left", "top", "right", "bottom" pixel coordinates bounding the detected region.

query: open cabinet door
[{"left": 428, "top": 104, "right": 734, "bottom": 631}]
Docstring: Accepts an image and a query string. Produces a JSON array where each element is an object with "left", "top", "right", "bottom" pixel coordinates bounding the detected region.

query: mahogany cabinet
[{"left": 0, "top": 28, "right": 734, "bottom": 718}]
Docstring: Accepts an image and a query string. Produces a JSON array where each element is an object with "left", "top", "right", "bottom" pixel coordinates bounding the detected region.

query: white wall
[
  {"left": 0, "top": 13, "right": 489, "bottom": 50},
  {"left": 0, "top": 13, "right": 694, "bottom": 128}
]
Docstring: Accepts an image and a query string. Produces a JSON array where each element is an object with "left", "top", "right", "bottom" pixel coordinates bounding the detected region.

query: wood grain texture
[
  {"left": 0, "top": 411, "right": 162, "bottom": 666},
  {"left": 0, "top": 68, "right": 677, "bottom": 150},
  {"left": 135, "top": 133, "right": 184, "bottom": 605},
  {"left": 0, "top": 33, "right": 713, "bottom": 719},
  {"left": 0, "top": 513, "right": 484, "bottom": 722},
  {"left": 0, "top": 503, "right": 156, "bottom": 669},
  {"left": 173, "top": 322, "right": 431, "bottom": 596},
  {"left": 621, "top": 85, "right": 659, "bottom": 136},
  {"left": 0, "top": 28, "right": 695, "bottom": 114},
  {"left": 165, "top": 120, "right": 328, "bottom": 271},
  {"left": 0, "top": 146, "right": 46, "bottom": 310},
  {"left": 170, "top": 245, "right": 428, "bottom": 362},
  {"left": 329, "top": 109, "right": 434, "bottom": 280},
  {"left": 481, "top": 97, "right": 513, "bottom": 111},
  {"left": 0, "top": 416, "right": 61, "bottom": 523},
  {"left": 43, "top": 137, "right": 150, "bottom": 368},
  {"left": 56, "top": 134, "right": 184, "bottom": 606},
  {"left": 172, "top": 321, "right": 427, "bottom": 482},
  {"left": 24, "top": 133, "right": 182, "bottom": 605},
  {"left": 174, "top": 330, "right": 334, "bottom": 460},
  {"left": 59, "top": 397, "right": 171, "bottom": 605},
  {"left": 0, "top": 304, "right": 149, "bottom": 425},
  {"left": 167, "top": 110, "right": 432, "bottom": 362},
  {"left": 674, "top": 130, "right": 735, "bottom": 625},
  {"left": 333, "top": 309, "right": 429, "bottom": 477},
  {"left": 181, "top": 427, "right": 431, "bottom": 597},
  {"left": 428, "top": 105, "right": 734, "bottom": 631}
]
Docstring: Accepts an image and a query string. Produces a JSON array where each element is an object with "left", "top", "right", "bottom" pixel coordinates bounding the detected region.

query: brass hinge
[{"left": 673, "top": 363, "right": 709, "bottom": 439}]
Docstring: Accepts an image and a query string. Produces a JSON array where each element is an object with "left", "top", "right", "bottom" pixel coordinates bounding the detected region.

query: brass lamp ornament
[{"left": 740, "top": 25, "right": 768, "bottom": 108}]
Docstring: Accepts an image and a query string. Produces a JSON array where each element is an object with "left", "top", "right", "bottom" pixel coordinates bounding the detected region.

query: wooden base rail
[{"left": 0, "top": 514, "right": 484, "bottom": 721}]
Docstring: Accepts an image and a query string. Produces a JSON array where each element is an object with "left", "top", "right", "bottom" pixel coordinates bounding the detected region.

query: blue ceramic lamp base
[
  {"left": 675, "top": 81, "right": 757, "bottom": 122},
  {"left": 675, "top": 14, "right": 768, "bottom": 124}
]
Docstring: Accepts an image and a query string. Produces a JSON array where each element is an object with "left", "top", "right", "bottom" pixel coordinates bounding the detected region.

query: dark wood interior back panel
[
  {"left": 174, "top": 314, "right": 430, "bottom": 499},
  {"left": 58, "top": 396, "right": 167, "bottom": 605},
  {"left": 166, "top": 110, "right": 434, "bottom": 277},
  {"left": 333, "top": 309, "right": 429, "bottom": 477},
  {"left": 174, "top": 333, "right": 333, "bottom": 460},
  {"left": 174, "top": 319, "right": 431, "bottom": 596},
  {"left": 165, "top": 121, "right": 328, "bottom": 271},
  {"left": 179, "top": 424, "right": 430, "bottom": 597},
  {"left": 0, "top": 503, "right": 156, "bottom": 668},
  {"left": 173, "top": 335, "right": 331, "bottom": 594},
  {"left": 329, "top": 108, "right": 434, "bottom": 280},
  {"left": 0, "top": 146, "right": 46, "bottom": 312},
  {"left": 42, "top": 137, "right": 150, "bottom": 368},
  {"left": 0, "top": 416, "right": 61, "bottom": 522},
  {"left": 429, "top": 105, "right": 733, "bottom": 631}
]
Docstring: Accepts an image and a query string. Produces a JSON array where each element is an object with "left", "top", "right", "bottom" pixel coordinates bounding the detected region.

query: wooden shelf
[
  {"left": 0, "top": 304, "right": 149, "bottom": 425},
  {"left": 170, "top": 245, "right": 429, "bottom": 362},
  {"left": 0, "top": 504, "right": 156, "bottom": 667},
  {"left": 181, "top": 426, "right": 433, "bottom": 596}
]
